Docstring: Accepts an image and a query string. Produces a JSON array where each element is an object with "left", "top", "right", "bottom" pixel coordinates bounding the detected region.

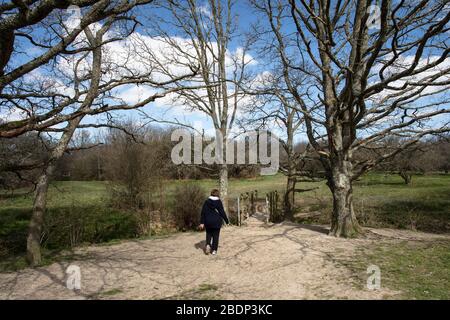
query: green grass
[
  {"left": 0, "top": 181, "right": 138, "bottom": 261},
  {"left": 352, "top": 240, "right": 450, "bottom": 299},
  {"left": 164, "top": 173, "right": 287, "bottom": 198},
  {"left": 294, "top": 173, "right": 450, "bottom": 233},
  {"left": 98, "top": 288, "right": 123, "bottom": 297}
]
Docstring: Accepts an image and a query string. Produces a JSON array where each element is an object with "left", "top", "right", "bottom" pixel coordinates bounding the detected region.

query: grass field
[
  {"left": 1, "top": 173, "right": 449, "bottom": 250},
  {"left": 297, "top": 173, "right": 450, "bottom": 233},
  {"left": 0, "top": 174, "right": 449, "bottom": 249},
  {"left": 348, "top": 239, "right": 450, "bottom": 300}
]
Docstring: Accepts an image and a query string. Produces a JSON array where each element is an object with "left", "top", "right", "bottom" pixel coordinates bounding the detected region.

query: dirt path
[{"left": 1, "top": 214, "right": 449, "bottom": 300}]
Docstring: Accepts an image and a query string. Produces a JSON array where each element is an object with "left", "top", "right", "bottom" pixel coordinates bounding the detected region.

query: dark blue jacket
[{"left": 200, "top": 197, "right": 229, "bottom": 229}]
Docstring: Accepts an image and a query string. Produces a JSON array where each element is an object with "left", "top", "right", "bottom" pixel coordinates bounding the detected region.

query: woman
[{"left": 199, "top": 189, "right": 229, "bottom": 255}]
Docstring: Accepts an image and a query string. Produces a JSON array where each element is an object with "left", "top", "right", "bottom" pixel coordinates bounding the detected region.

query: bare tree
[
  {"left": 1, "top": 0, "right": 100, "bottom": 81},
  {"left": 254, "top": 0, "right": 450, "bottom": 237},
  {"left": 0, "top": 0, "right": 153, "bottom": 137},
  {"left": 144, "top": 0, "right": 254, "bottom": 210},
  {"left": 25, "top": 20, "right": 110, "bottom": 265},
  {"left": 240, "top": 68, "right": 323, "bottom": 219},
  {"left": 375, "top": 136, "right": 448, "bottom": 184},
  {"left": 2, "top": 5, "right": 199, "bottom": 265},
  {"left": 0, "top": 132, "right": 49, "bottom": 189}
]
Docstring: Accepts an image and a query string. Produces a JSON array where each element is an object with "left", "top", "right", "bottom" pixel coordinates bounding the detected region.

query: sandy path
[{"left": 2, "top": 214, "right": 447, "bottom": 300}]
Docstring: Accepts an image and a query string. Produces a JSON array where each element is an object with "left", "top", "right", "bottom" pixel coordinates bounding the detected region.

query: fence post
[
  {"left": 275, "top": 190, "right": 278, "bottom": 220},
  {"left": 250, "top": 191, "right": 254, "bottom": 216},
  {"left": 245, "top": 192, "right": 249, "bottom": 220},
  {"left": 237, "top": 195, "right": 241, "bottom": 227},
  {"left": 268, "top": 192, "right": 271, "bottom": 220}
]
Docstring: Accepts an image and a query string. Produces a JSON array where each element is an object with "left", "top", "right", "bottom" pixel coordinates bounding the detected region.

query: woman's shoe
[
  {"left": 211, "top": 250, "right": 217, "bottom": 255},
  {"left": 205, "top": 244, "right": 211, "bottom": 255}
]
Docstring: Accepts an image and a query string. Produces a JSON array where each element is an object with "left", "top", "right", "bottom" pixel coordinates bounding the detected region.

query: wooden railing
[{"left": 236, "top": 190, "right": 258, "bottom": 226}]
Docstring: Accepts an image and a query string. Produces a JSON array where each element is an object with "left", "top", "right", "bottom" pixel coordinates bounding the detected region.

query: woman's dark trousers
[{"left": 206, "top": 228, "right": 220, "bottom": 251}]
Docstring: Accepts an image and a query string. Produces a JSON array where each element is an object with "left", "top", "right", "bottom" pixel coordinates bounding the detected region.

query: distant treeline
[
  {"left": 1, "top": 123, "right": 449, "bottom": 190},
  {"left": 0, "top": 124, "right": 262, "bottom": 189}
]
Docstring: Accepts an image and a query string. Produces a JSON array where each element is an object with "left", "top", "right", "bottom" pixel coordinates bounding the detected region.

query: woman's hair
[{"left": 210, "top": 189, "right": 220, "bottom": 197}]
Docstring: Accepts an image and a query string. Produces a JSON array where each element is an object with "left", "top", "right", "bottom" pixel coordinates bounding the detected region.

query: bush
[
  {"left": 226, "top": 198, "right": 239, "bottom": 225},
  {"left": 0, "top": 204, "right": 139, "bottom": 263},
  {"left": 42, "top": 205, "right": 137, "bottom": 249},
  {"left": 0, "top": 214, "right": 29, "bottom": 256},
  {"left": 172, "top": 184, "right": 206, "bottom": 231}
]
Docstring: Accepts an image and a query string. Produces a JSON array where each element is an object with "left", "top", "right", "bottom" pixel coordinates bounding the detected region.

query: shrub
[
  {"left": 0, "top": 216, "right": 29, "bottom": 257},
  {"left": 42, "top": 205, "right": 137, "bottom": 249},
  {"left": 227, "top": 198, "right": 239, "bottom": 225},
  {"left": 172, "top": 183, "right": 206, "bottom": 231}
]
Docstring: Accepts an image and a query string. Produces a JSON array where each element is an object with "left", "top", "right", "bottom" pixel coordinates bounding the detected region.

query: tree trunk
[
  {"left": 26, "top": 27, "right": 102, "bottom": 265},
  {"left": 283, "top": 121, "right": 296, "bottom": 221},
  {"left": 284, "top": 175, "right": 296, "bottom": 220},
  {"left": 399, "top": 171, "right": 412, "bottom": 185},
  {"left": 0, "top": 30, "right": 14, "bottom": 79},
  {"left": 26, "top": 117, "right": 82, "bottom": 266},
  {"left": 26, "top": 166, "right": 53, "bottom": 266},
  {"left": 328, "top": 161, "right": 362, "bottom": 237},
  {"left": 219, "top": 164, "right": 228, "bottom": 213}
]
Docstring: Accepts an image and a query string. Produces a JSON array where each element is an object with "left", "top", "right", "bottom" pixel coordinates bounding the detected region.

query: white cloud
[
  {"left": 0, "top": 107, "right": 26, "bottom": 122},
  {"left": 1, "top": 23, "right": 261, "bottom": 130},
  {"left": 115, "top": 85, "right": 157, "bottom": 105},
  {"left": 371, "top": 55, "right": 450, "bottom": 103}
]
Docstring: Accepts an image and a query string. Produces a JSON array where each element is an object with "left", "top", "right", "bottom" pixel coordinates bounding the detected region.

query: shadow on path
[{"left": 194, "top": 240, "right": 207, "bottom": 254}]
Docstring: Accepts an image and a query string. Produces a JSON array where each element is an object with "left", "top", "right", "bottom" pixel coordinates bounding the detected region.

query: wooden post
[
  {"left": 275, "top": 190, "right": 278, "bottom": 221},
  {"left": 250, "top": 191, "right": 254, "bottom": 216},
  {"left": 237, "top": 196, "right": 241, "bottom": 226},
  {"left": 269, "top": 192, "right": 271, "bottom": 222},
  {"left": 246, "top": 192, "right": 249, "bottom": 218}
]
